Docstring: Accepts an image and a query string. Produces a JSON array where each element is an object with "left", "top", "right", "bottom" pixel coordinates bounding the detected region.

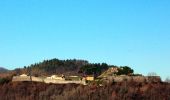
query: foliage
[
  {"left": 132, "top": 74, "right": 143, "bottom": 76},
  {"left": 22, "top": 59, "right": 117, "bottom": 77},
  {"left": 79, "top": 63, "right": 110, "bottom": 76},
  {"left": 15, "top": 58, "right": 135, "bottom": 77},
  {"left": 25, "top": 58, "right": 89, "bottom": 75},
  {"left": 0, "top": 78, "right": 10, "bottom": 84},
  {"left": 116, "top": 66, "right": 134, "bottom": 75}
]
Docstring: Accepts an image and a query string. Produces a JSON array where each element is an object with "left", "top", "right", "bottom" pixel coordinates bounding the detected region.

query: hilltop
[
  {"left": 0, "top": 58, "right": 136, "bottom": 86},
  {"left": 0, "top": 58, "right": 137, "bottom": 84},
  {"left": 14, "top": 58, "right": 131, "bottom": 77},
  {"left": 0, "top": 58, "right": 170, "bottom": 100}
]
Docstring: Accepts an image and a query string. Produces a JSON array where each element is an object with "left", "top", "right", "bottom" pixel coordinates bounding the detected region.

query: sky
[{"left": 0, "top": 0, "right": 170, "bottom": 80}]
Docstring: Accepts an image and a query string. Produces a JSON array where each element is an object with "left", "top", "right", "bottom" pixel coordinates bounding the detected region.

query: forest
[{"left": 14, "top": 58, "right": 133, "bottom": 77}]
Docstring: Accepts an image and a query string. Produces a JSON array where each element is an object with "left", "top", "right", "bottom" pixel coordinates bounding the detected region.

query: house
[{"left": 86, "top": 76, "right": 94, "bottom": 81}]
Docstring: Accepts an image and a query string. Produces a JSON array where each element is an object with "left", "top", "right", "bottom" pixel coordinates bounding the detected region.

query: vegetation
[
  {"left": 115, "top": 66, "right": 134, "bottom": 75},
  {"left": 0, "top": 58, "right": 169, "bottom": 100},
  {"left": 79, "top": 63, "right": 110, "bottom": 76},
  {"left": 0, "top": 78, "right": 10, "bottom": 84},
  {"left": 0, "top": 72, "right": 13, "bottom": 85},
  {"left": 22, "top": 59, "right": 89, "bottom": 76},
  {"left": 0, "top": 81, "right": 170, "bottom": 100},
  {"left": 16, "top": 58, "right": 131, "bottom": 77}
]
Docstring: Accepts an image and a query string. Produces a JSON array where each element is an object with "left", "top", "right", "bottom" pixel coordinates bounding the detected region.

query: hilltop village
[
  {"left": 1, "top": 59, "right": 168, "bottom": 100},
  {"left": 12, "top": 67, "right": 161, "bottom": 85}
]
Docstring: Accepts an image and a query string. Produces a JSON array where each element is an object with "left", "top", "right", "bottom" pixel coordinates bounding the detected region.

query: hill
[
  {"left": 0, "top": 67, "right": 9, "bottom": 73},
  {"left": 0, "top": 58, "right": 169, "bottom": 100},
  {"left": 15, "top": 58, "right": 125, "bottom": 77}
]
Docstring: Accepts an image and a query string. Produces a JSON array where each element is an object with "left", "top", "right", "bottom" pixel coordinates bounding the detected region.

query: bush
[{"left": 0, "top": 78, "right": 10, "bottom": 84}]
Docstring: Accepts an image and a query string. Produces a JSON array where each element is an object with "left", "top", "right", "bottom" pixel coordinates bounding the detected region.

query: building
[{"left": 86, "top": 76, "right": 94, "bottom": 81}]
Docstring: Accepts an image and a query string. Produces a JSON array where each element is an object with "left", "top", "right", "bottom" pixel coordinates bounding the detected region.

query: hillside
[
  {"left": 0, "top": 58, "right": 169, "bottom": 100},
  {"left": 0, "top": 81, "right": 170, "bottom": 100}
]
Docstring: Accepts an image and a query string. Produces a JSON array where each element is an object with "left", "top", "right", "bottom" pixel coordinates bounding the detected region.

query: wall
[
  {"left": 12, "top": 76, "right": 44, "bottom": 82},
  {"left": 12, "top": 76, "right": 86, "bottom": 85},
  {"left": 44, "top": 78, "right": 86, "bottom": 85}
]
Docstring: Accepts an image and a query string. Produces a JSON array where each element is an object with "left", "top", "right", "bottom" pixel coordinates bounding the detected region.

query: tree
[
  {"left": 116, "top": 66, "right": 134, "bottom": 75},
  {"left": 28, "top": 67, "right": 32, "bottom": 81}
]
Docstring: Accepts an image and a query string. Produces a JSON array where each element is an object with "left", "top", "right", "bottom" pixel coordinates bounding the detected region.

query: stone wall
[
  {"left": 32, "top": 77, "right": 44, "bottom": 82},
  {"left": 44, "top": 78, "right": 86, "bottom": 85},
  {"left": 12, "top": 76, "right": 31, "bottom": 82},
  {"left": 12, "top": 75, "right": 161, "bottom": 85},
  {"left": 12, "top": 76, "right": 86, "bottom": 85},
  {"left": 12, "top": 76, "right": 44, "bottom": 82}
]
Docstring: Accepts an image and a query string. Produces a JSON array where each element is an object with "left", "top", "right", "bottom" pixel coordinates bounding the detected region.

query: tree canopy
[
  {"left": 116, "top": 66, "right": 134, "bottom": 75},
  {"left": 16, "top": 58, "right": 134, "bottom": 77}
]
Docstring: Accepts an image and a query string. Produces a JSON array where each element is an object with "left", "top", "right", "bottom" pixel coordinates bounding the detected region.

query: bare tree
[
  {"left": 148, "top": 72, "right": 157, "bottom": 76},
  {"left": 28, "top": 67, "right": 32, "bottom": 82}
]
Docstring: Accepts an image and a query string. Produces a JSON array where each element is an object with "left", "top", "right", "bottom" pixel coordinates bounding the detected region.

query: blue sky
[{"left": 0, "top": 0, "right": 170, "bottom": 79}]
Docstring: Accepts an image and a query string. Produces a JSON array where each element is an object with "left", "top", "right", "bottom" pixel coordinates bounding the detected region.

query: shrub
[{"left": 0, "top": 78, "right": 10, "bottom": 84}]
